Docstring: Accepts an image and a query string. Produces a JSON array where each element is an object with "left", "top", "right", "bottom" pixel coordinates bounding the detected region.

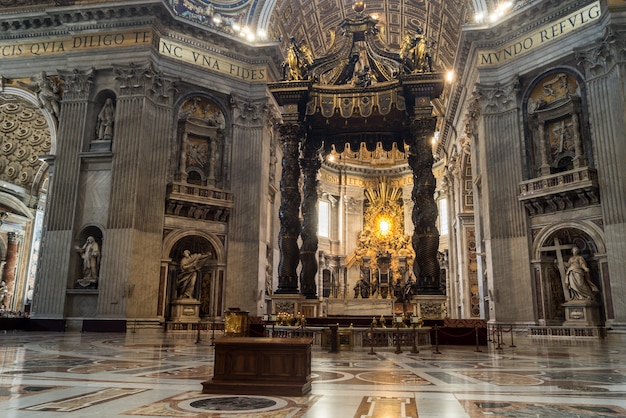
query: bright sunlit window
[
  {"left": 438, "top": 198, "right": 449, "bottom": 235},
  {"left": 318, "top": 200, "right": 329, "bottom": 237}
]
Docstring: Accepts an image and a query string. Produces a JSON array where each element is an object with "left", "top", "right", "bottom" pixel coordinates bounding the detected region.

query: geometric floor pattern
[{"left": 1, "top": 330, "right": 625, "bottom": 417}]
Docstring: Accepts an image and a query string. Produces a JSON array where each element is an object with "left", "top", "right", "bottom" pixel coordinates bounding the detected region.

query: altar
[{"left": 202, "top": 337, "right": 312, "bottom": 396}]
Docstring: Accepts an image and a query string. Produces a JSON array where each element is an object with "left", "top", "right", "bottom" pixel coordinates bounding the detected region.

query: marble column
[
  {"left": 576, "top": 29, "right": 626, "bottom": 328},
  {"left": 275, "top": 122, "right": 302, "bottom": 294},
  {"left": 407, "top": 117, "right": 443, "bottom": 295},
  {"left": 31, "top": 68, "right": 93, "bottom": 319},
  {"left": 299, "top": 139, "right": 320, "bottom": 298}
]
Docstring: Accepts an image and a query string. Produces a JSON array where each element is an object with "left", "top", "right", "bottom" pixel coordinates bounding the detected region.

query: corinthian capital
[
  {"left": 114, "top": 62, "right": 177, "bottom": 104},
  {"left": 229, "top": 94, "right": 268, "bottom": 127},
  {"left": 475, "top": 76, "right": 519, "bottom": 114},
  {"left": 58, "top": 68, "right": 94, "bottom": 101},
  {"left": 575, "top": 26, "right": 625, "bottom": 78}
]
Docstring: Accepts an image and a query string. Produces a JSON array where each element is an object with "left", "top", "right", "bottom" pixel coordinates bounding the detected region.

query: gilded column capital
[
  {"left": 474, "top": 76, "right": 520, "bottom": 115},
  {"left": 58, "top": 68, "right": 94, "bottom": 102}
]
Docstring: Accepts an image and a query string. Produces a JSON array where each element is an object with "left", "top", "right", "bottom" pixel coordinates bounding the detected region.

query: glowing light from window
[
  {"left": 432, "top": 130, "right": 440, "bottom": 147},
  {"left": 318, "top": 200, "right": 330, "bottom": 237},
  {"left": 439, "top": 198, "right": 449, "bottom": 235},
  {"left": 475, "top": 2, "right": 513, "bottom": 24},
  {"left": 379, "top": 219, "right": 390, "bottom": 236},
  {"left": 446, "top": 70, "right": 454, "bottom": 83}
]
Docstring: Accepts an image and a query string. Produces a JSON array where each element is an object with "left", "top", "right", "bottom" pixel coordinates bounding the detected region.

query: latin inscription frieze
[
  {"left": 159, "top": 38, "right": 266, "bottom": 82},
  {"left": 478, "top": 1, "right": 601, "bottom": 66},
  {"left": 0, "top": 30, "right": 153, "bottom": 58}
]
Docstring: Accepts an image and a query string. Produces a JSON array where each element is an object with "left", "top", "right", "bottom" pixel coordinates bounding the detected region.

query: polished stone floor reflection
[{"left": 0, "top": 331, "right": 625, "bottom": 417}]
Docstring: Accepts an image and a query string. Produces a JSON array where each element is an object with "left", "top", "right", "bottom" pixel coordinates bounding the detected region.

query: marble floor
[{"left": 1, "top": 330, "right": 625, "bottom": 417}]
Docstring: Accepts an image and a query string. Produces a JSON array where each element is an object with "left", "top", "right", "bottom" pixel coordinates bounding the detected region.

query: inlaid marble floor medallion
[
  {"left": 0, "top": 331, "right": 625, "bottom": 417},
  {"left": 183, "top": 395, "right": 286, "bottom": 412}
]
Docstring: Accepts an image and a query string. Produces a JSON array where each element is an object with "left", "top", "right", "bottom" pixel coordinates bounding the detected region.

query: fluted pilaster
[
  {"left": 31, "top": 68, "right": 93, "bottom": 318},
  {"left": 224, "top": 95, "right": 270, "bottom": 312},
  {"left": 577, "top": 27, "right": 626, "bottom": 326},
  {"left": 100, "top": 62, "right": 176, "bottom": 319},
  {"left": 474, "top": 78, "right": 533, "bottom": 322}
]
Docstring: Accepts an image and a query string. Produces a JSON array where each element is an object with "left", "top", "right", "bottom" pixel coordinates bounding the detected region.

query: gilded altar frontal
[{"left": 0, "top": 0, "right": 623, "bottom": 341}]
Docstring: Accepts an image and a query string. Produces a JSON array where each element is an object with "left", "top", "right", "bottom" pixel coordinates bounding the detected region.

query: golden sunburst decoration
[{"left": 346, "top": 177, "right": 414, "bottom": 277}]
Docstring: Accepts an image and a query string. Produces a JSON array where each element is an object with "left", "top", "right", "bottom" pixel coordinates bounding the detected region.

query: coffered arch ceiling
[{"left": 267, "top": 0, "right": 475, "bottom": 77}]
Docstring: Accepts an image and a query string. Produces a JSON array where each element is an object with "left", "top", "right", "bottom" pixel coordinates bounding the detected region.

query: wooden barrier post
[
  {"left": 368, "top": 322, "right": 376, "bottom": 355},
  {"left": 433, "top": 324, "right": 441, "bottom": 354},
  {"left": 195, "top": 320, "right": 202, "bottom": 344},
  {"left": 394, "top": 321, "right": 402, "bottom": 354},
  {"left": 329, "top": 324, "right": 339, "bottom": 353},
  {"left": 411, "top": 323, "right": 419, "bottom": 354},
  {"left": 509, "top": 325, "right": 516, "bottom": 348},
  {"left": 474, "top": 325, "right": 482, "bottom": 352}
]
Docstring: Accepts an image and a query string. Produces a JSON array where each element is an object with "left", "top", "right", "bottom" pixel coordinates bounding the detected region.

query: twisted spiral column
[
  {"left": 299, "top": 140, "right": 321, "bottom": 298},
  {"left": 275, "top": 123, "right": 303, "bottom": 294},
  {"left": 407, "top": 117, "right": 443, "bottom": 295}
]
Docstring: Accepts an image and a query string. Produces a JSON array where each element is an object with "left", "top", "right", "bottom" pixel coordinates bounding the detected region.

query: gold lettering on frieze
[
  {"left": 320, "top": 172, "right": 340, "bottom": 184},
  {"left": 347, "top": 177, "right": 366, "bottom": 187},
  {"left": 159, "top": 38, "right": 266, "bottom": 82},
  {"left": 0, "top": 30, "right": 153, "bottom": 59},
  {"left": 478, "top": 1, "right": 601, "bottom": 66}
]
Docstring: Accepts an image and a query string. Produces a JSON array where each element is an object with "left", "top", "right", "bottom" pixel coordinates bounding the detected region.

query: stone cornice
[{"left": 0, "top": 1, "right": 283, "bottom": 80}]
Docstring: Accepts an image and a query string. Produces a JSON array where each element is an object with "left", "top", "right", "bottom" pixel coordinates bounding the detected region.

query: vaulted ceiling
[
  {"left": 164, "top": 0, "right": 477, "bottom": 73},
  {"left": 267, "top": 0, "right": 474, "bottom": 76}
]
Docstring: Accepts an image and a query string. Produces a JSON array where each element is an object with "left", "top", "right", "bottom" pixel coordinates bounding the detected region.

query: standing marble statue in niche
[
  {"left": 563, "top": 247, "right": 598, "bottom": 301},
  {"left": 75, "top": 236, "right": 100, "bottom": 287},
  {"left": 96, "top": 98, "right": 115, "bottom": 141},
  {"left": 176, "top": 250, "right": 211, "bottom": 299}
]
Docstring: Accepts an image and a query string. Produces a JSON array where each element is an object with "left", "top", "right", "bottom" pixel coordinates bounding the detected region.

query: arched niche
[
  {"left": 166, "top": 234, "right": 223, "bottom": 318},
  {"left": 531, "top": 222, "right": 607, "bottom": 326},
  {"left": 74, "top": 225, "right": 104, "bottom": 290},
  {"left": 175, "top": 96, "right": 228, "bottom": 189},
  {"left": 88, "top": 90, "right": 117, "bottom": 151},
  {"left": 522, "top": 69, "right": 593, "bottom": 179}
]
